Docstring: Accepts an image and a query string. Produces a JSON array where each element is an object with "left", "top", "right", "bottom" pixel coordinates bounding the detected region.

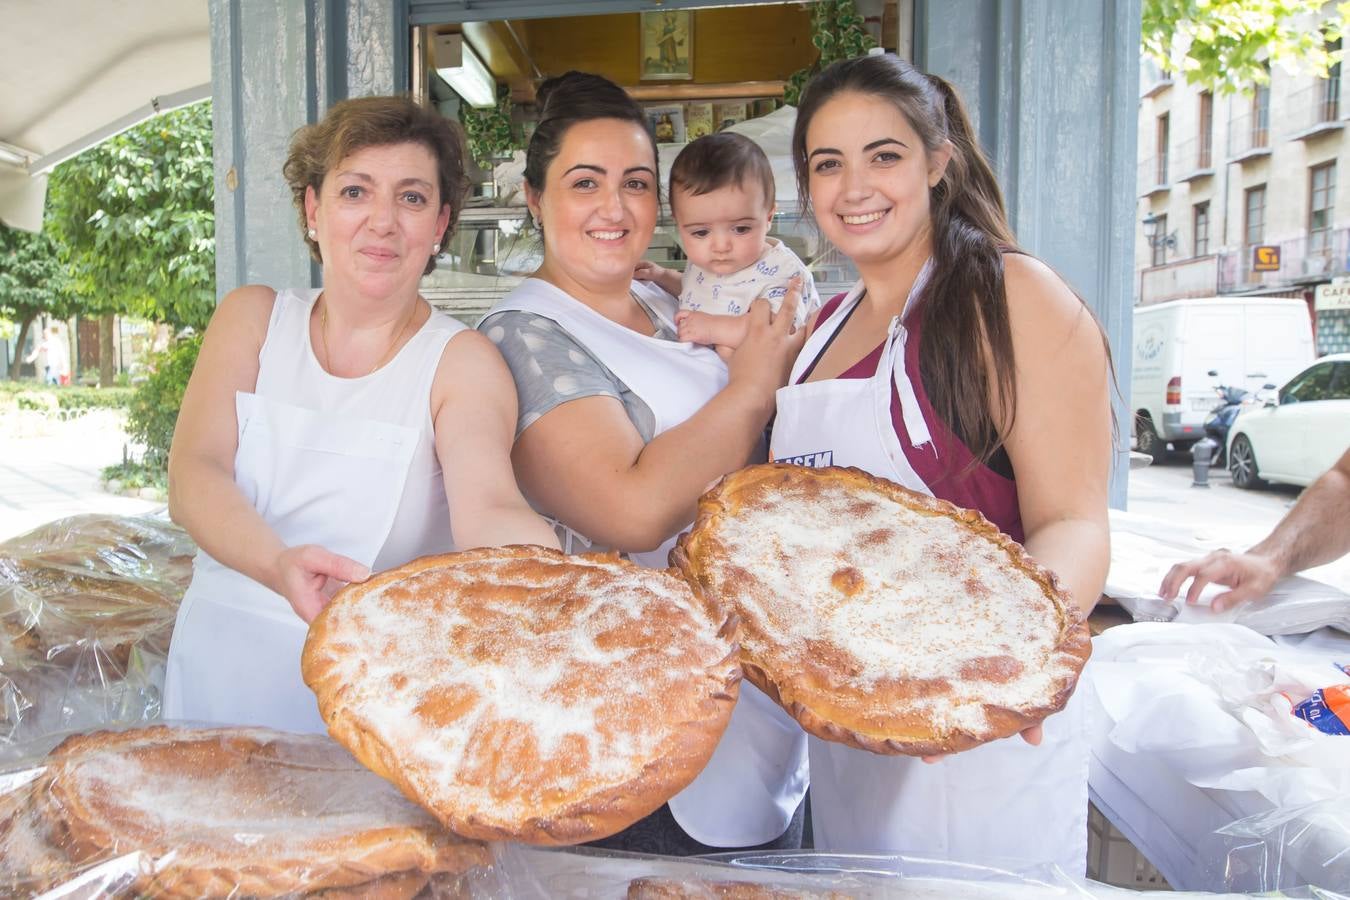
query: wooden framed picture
[{"left": 640, "top": 10, "right": 693, "bottom": 81}]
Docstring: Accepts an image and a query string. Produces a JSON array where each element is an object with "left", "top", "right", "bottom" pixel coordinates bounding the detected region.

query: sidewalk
[{"left": 0, "top": 411, "right": 161, "bottom": 543}]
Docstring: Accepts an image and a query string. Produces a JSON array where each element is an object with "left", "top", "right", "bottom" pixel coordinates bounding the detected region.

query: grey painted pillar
[
  {"left": 209, "top": 0, "right": 406, "bottom": 295},
  {"left": 916, "top": 0, "right": 1140, "bottom": 508}
]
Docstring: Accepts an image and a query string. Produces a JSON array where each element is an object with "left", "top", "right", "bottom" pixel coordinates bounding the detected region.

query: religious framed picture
[{"left": 640, "top": 10, "right": 693, "bottom": 81}]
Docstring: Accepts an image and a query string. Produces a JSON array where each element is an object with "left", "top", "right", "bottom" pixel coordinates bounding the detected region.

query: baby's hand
[
  {"left": 676, "top": 309, "right": 713, "bottom": 345},
  {"left": 634, "top": 260, "right": 682, "bottom": 296}
]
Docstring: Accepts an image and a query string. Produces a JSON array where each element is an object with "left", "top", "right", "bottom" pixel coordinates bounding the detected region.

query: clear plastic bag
[
  {"left": 1213, "top": 800, "right": 1350, "bottom": 893},
  {"left": 0, "top": 722, "right": 501, "bottom": 898},
  {"left": 0, "top": 514, "right": 194, "bottom": 754}
]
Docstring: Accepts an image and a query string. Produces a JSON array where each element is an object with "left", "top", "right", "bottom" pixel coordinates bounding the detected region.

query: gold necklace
[{"left": 319, "top": 297, "right": 418, "bottom": 376}]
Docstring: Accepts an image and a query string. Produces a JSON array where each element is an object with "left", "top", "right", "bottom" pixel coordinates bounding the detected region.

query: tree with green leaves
[
  {"left": 46, "top": 102, "right": 215, "bottom": 384},
  {"left": 0, "top": 223, "right": 75, "bottom": 380},
  {"left": 1143, "top": 0, "right": 1348, "bottom": 94}
]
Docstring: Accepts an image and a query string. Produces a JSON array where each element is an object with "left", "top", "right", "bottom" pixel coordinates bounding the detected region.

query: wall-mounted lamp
[
  {"left": 1141, "top": 211, "right": 1178, "bottom": 251},
  {"left": 434, "top": 34, "right": 497, "bottom": 109}
]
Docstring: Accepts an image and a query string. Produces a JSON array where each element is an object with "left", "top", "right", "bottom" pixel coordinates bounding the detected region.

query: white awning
[{"left": 0, "top": 0, "right": 211, "bottom": 231}]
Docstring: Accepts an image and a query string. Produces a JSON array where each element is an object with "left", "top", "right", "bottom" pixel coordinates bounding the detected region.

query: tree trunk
[
  {"left": 99, "top": 313, "right": 116, "bottom": 387},
  {"left": 9, "top": 314, "right": 35, "bottom": 380}
]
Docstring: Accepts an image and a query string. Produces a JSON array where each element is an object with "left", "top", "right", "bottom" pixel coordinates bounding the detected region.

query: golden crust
[
  {"left": 674, "top": 464, "right": 1092, "bottom": 757},
  {"left": 35, "top": 725, "right": 488, "bottom": 898},
  {"left": 303, "top": 546, "right": 741, "bottom": 846},
  {"left": 627, "top": 877, "right": 857, "bottom": 899}
]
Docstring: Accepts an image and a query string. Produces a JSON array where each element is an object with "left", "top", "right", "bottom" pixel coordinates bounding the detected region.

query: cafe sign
[{"left": 1315, "top": 279, "right": 1350, "bottom": 312}]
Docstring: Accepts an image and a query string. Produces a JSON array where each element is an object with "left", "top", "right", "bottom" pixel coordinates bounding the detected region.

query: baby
[{"left": 636, "top": 132, "right": 820, "bottom": 356}]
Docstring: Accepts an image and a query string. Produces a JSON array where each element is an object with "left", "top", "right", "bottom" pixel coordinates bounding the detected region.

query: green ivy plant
[
  {"left": 784, "top": 0, "right": 878, "bottom": 106},
  {"left": 460, "top": 87, "right": 521, "bottom": 170}
]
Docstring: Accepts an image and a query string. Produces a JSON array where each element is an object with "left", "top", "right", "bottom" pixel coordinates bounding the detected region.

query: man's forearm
[{"left": 1248, "top": 465, "right": 1350, "bottom": 576}]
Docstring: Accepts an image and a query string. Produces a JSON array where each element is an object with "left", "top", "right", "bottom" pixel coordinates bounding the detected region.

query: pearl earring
[
  {"left": 307, "top": 228, "right": 317, "bottom": 239},
  {"left": 432, "top": 243, "right": 441, "bottom": 254}
]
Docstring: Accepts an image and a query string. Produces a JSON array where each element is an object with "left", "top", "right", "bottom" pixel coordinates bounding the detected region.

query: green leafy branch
[
  {"left": 1142, "top": 0, "right": 1350, "bottom": 95},
  {"left": 784, "top": 0, "right": 878, "bottom": 107}
]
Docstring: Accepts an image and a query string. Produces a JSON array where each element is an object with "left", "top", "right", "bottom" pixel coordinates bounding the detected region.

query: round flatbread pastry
[
  {"left": 627, "top": 877, "right": 856, "bottom": 899},
  {"left": 673, "top": 464, "right": 1091, "bottom": 757},
  {"left": 302, "top": 547, "right": 740, "bottom": 845},
  {"left": 36, "top": 725, "right": 488, "bottom": 898}
]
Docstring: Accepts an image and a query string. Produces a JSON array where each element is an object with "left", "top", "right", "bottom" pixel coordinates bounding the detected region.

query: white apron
[
  {"left": 163, "top": 289, "right": 461, "bottom": 733},
  {"left": 488, "top": 278, "right": 810, "bottom": 847},
  {"left": 769, "top": 279, "right": 1089, "bottom": 876}
]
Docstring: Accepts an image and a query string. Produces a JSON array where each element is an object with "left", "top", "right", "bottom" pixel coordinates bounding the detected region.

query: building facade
[{"left": 1135, "top": 11, "right": 1350, "bottom": 356}]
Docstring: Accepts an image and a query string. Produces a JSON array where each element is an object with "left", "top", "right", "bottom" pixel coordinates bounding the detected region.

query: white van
[{"left": 1131, "top": 297, "right": 1314, "bottom": 461}]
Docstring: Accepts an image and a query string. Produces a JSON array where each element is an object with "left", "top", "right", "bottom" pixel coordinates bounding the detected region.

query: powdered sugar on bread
[
  {"left": 303, "top": 547, "right": 740, "bottom": 845},
  {"left": 675, "top": 464, "right": 1090, "bottom": 755}
]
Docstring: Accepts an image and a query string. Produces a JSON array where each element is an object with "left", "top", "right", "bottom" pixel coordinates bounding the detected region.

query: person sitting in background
[
  {"left": 163, "top": 95, "right": 558, "bottom": 734},
  {"left": 1160, "top": 446, "right": 1350, "bottom": 609}
]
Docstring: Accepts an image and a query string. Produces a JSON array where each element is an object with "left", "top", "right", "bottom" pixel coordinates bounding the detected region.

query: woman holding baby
[{"left": 477, "top": 71, "right": 810, "bottom": 855}]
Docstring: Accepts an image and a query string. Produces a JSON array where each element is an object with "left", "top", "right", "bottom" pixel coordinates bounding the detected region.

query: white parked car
[{"left": 1227, "top": 353, "right": 1350, "bottom": 489}]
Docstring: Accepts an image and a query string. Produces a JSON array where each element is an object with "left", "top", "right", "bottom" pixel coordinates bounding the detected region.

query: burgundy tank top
[{"left": 800, "top": 293, "right": 1024, "bottom": 542}]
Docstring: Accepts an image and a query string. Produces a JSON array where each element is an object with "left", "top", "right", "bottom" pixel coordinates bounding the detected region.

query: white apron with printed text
[{"left": 769, "top": 279, "right": 1088, "bottom": 876}]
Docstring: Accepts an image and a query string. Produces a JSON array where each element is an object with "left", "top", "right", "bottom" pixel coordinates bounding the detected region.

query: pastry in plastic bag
[
  {"left": 3, "top": 725, "right": 489, "bottom": 897},
  {"left": 628, "top": 876, "right": 857, "bottom": 898},
  {"left": 303, "top": 547, "right": 739, "bottom": 845}
]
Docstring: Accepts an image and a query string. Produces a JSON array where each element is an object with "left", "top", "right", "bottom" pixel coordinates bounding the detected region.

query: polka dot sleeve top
[{"left": 480, "top": 303, "right": 677, "bottom": 442}]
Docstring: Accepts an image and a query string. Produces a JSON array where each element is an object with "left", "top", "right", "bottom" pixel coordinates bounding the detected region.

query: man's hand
[{"left": 1159, "top": 549, "right": 1282, "bottom": 612}]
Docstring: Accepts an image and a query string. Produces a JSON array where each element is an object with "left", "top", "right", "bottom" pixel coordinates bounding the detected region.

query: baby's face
[{"left": 672, "top": 183, "right": 774, "bottom": 276}]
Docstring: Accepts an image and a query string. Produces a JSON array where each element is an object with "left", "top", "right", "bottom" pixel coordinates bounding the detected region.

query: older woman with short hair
[{"left": 164, "top": 96, "right": 557, "bottom": 733}]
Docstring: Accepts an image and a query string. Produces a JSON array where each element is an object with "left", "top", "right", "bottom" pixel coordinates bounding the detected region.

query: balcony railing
[
  {"left": 1286, "top": 81, "right": 1344, "bottom": 138},
  {"left": 1227, "top": 111, "right": 1271, "bottom": 159},
  {"left": 1217, "top": 227, "right": 1350, "bottom": 292},
  {"left": 1137, "top": 156, "right": 1169, "bottom": 194},
  {"left": 1172, "top": 135, "right": 1214, "bottom": 179}
]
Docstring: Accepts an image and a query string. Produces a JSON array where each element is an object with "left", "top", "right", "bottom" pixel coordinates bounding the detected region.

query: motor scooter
[
  {"left": 1201, "top": 383, "right": 1247, "bottom": 466},
  {"left": 1201, "top": 370, "right": 1276, "bottom": 466}
]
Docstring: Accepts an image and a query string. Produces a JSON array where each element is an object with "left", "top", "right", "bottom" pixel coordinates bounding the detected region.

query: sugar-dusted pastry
[
  {"left": 36, "top": 725, "right": 488, "bottom": 898},
  {"left": 674, "top": 463, "right": 1091, "bottom": 757},
  {"left": 628, "top": 876, "right": 857, "bottom": 899},
  {"left": 303, "top": 547, "right": 739, "bottom": 845}
]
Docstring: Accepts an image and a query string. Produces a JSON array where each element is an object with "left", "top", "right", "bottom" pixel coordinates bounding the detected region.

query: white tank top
[{"left": 249, "top": 288, "right": 464, "bottom": 569}]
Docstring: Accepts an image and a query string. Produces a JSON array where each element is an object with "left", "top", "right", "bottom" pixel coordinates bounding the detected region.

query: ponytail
[{"left": 919, "top": 72, "right": 1019, "bottom": 467}]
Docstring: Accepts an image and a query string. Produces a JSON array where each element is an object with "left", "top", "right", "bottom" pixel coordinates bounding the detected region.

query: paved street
[
  {"left": 1126, "top": 450, "right": 1350, "bottom": 591},
  {"left": 0, "top": 411, "right": 161, "bottom": 542}
]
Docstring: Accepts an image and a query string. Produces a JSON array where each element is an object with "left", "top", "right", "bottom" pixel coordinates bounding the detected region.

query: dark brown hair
[
  {"left": 284, "top": 95, "right": 469, "bottom": 276},
  {"left": 793, "top": 54, "right": 1061, "bottom": 469},
  {"left": 669, "top": 132, "right": 775, "bottom": 217},
  {"left": 523, "top": 71, "right": 657, "bottom": 200}
]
